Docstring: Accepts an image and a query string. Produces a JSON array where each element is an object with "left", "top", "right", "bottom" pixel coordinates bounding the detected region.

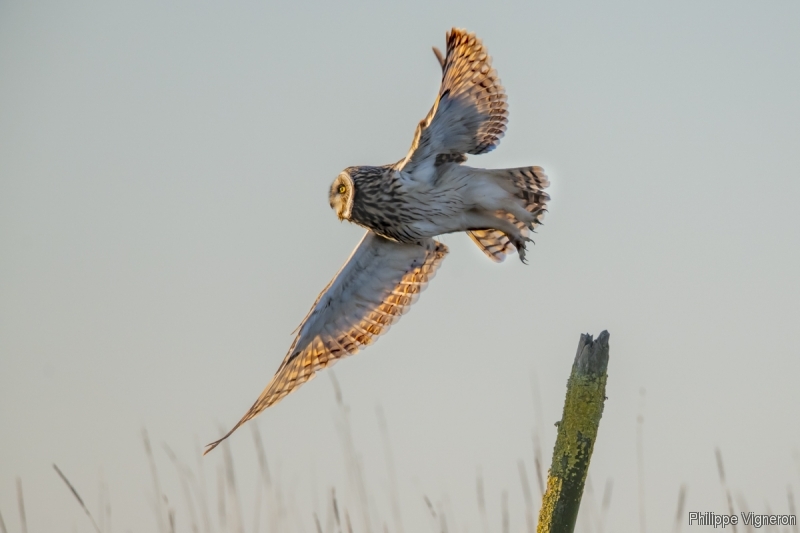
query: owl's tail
[{"left": 467, "top": 166, "right": 550, "bottom": 262}]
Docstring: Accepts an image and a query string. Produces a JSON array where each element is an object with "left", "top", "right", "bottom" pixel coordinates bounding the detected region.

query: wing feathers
[
  {"left": 398, "top": 28, "right": 508, "bottom": 175},
  {"left": 205, "top": 232, "right": 447, "bottom": 454}
]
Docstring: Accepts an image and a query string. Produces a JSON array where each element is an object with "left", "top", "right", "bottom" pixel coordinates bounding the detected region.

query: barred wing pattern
[
  {"left": 205, "top": 232, "right": 448, "bottom": 454},
  {"left": 398, "top": 28, "right": 508, "bottom": 176}
]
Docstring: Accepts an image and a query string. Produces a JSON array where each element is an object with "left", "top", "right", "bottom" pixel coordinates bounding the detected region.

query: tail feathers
[
  {"left": 504, "top": 166, "right": 550, "bottom": 213},
  {"left": 469, "top": 166, "right": 549, "bottom": 262}
]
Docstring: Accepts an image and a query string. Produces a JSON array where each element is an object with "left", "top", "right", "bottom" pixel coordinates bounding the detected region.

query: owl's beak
[
  {"left": 330, "top": 195, "right": 348, "bottom": 222},
  {"left": 329, "top": 198, "right": 341, "bottom": 221}
]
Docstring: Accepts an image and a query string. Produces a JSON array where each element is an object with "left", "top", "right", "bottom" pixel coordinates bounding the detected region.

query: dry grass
[{"left": 4, "top": 376, "right": 798, "bottom": 533}]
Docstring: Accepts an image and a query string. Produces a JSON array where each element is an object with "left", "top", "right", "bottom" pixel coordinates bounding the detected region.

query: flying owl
[{"left": 205, "top": 28, "right": 550, "bottom": 454}]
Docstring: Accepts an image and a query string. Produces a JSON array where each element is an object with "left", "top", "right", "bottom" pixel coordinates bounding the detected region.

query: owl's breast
[
  {"left": 349, "top": 177, "right": 421, "bottom": 242},
  {"left": 351, "top": 197, "right": 421, "bottom": 243},
  {"left": 350, "top": 175, "right": 466, "bottom": 242}
]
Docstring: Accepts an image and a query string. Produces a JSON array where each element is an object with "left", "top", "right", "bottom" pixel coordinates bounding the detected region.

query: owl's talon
[{"left": 512, "top": 237, "right": 529, "bottom": 263}]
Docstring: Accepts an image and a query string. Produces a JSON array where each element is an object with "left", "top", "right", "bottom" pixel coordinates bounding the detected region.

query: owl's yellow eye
[{"left": 338, "top": 185, "right": 346, "bottom": 194}]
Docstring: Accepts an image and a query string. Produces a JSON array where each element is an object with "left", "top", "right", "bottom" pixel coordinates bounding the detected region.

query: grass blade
[
  {"left": 53, "top": 464, "right": 102, "bottom": 533},
  {"left": 163, "top": 444, "right": 200, "bottom": 533},
  {"left": 143, "top": 429, "right": 169, "bottom": 533},
  {"left": 377, "top": 406, "right": 404, "bottom": 533},
  {"left": 518, "top": 461, "right": 535, "bottom": 533},
  {"left": 672, "top": 485, "right": 686, "bottom": 533},
  {"left": 16, "top": 478, "right": 27, "bottom": 533},
  {"left": 0, "top": 505, "right": 8, "bottom": 533}
]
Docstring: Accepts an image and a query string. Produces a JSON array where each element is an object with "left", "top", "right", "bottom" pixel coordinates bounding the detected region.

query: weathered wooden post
[{"left": 537, "top": 331, "right": 610, "bottom": 533}]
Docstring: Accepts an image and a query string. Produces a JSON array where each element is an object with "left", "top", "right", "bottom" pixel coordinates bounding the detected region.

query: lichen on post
[{"left": 537, "top": 331, "right": 610, "bottom": 533}]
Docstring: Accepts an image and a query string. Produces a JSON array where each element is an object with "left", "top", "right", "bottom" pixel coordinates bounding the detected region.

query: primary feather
[{"left": 397, "top": 28, "right": 508, "bottom": 181}]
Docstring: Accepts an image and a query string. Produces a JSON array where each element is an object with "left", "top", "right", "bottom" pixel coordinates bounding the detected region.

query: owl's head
[{"left": 329, "top": 171, "right": 355, "bottom": 221}]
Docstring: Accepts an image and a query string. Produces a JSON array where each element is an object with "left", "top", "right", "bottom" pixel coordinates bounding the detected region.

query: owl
[{"left": 205, "top": 28, "right": 550, "bottom": 454}]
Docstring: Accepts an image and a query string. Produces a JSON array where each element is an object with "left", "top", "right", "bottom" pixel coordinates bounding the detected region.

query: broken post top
[{"left": 574, "top": 330, "right": 610, "bottom": 376}]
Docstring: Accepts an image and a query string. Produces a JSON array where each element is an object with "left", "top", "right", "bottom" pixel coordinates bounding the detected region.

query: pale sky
[{"left": 1, "top": 1, "right": 799, "bottom": 531}]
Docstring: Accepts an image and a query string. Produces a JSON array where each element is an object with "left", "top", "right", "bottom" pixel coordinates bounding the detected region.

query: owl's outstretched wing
[
  {"left": 205, "top": 232, "right": 448, "bottom": 454},
  {"left": 396, "top": 28, "right": 508, "bottom": 178}
]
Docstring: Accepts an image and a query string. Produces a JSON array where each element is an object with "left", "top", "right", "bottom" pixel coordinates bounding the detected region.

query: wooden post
[{"left": 537, "top": 331, "right": 610, "bottom": 533}]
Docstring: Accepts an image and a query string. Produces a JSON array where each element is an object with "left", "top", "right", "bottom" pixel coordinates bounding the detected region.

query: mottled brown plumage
[{"left": 206, "top": 28, "right": 551, "bottom": 454}]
